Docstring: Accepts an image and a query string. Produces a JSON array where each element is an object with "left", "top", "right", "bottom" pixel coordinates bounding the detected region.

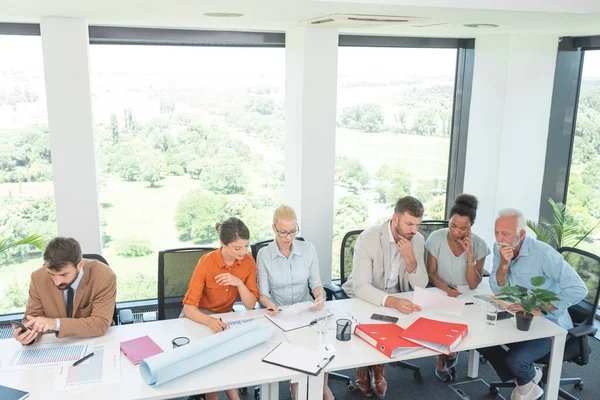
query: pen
[
  {"left": 267, "top": 308, "right": 282, "bottom": 312},
  {"left": 219, "top": 317, "right": 226, "bottom": 331},
  {"left": 340, "top": 321, "right": 350, "bottom": 336},
  {"left": 73, "top": 352, "right": 94, "bottom": 366}
]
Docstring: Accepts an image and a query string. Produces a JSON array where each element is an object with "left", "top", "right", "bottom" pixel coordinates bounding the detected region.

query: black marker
[
  {"left": 219, "top": 317, "right": 226, "bottom": 331},
  {"left": 73, "top": 352, "right": 94, "bottom": 366}
]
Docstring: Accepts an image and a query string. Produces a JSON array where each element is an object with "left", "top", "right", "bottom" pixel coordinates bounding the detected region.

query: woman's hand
[
  {"left": 207, "top": 317, "right": 228, "bottom": 333},
  {"left": 215, "top": 273, "right": 243, "bottom": 287},
  {"left": 445, "top": 284, "right": 461, "bottom": 298},
  {"left": 309, "top": 295, "right": 325, "bottom": 311},
  {"left": 265, "top": 301, "right": 280, "bottom": 316}
]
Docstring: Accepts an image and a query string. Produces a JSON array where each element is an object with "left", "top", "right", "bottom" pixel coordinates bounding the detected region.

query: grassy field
[{"left": 336, "top": 128, "right": 450, "bottom": 178}]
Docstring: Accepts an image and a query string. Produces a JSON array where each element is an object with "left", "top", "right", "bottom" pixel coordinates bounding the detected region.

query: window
[
  {"left": 0, "top": 34, "right": 57, "bottom": 314},
  {"left": 566, "top": 50, "right": 600, "bottom": 299},
  {"left": 89, "top": 44, "right": 285, "bottom": 301},
  {"left": 332, "top": 46, "right": 458, "bottom": 279}
]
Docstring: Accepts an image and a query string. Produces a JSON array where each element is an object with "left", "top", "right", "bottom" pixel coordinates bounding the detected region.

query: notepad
[
  {"left": 120, "top": 335, "right": 163, "bottom": 365},
  {"left": 262, "top": 342, "right": 335, "bottom": 376},
  {"left": 0, "top": 384, "right": 29, "bottom": 400}
]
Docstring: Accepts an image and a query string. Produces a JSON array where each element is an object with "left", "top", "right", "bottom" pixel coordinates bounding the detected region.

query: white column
[
  {"left": 463, "top": 35, "right": 558, "bottom": 247},
  {"left": 41, "top": 18, "right": 102, "bottom": 253},
  {"left": 285, "top": 27, "right": 339, "bottom": 284}
]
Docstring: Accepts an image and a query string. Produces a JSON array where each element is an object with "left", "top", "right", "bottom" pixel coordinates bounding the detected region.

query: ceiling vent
[{"left": 304, "top": 13, "right": 430, "bottom": 27}]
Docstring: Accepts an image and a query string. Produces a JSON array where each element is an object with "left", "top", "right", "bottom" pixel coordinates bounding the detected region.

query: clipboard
[{"left": 262, "top": 342, "right": 335, "bottom": 376}]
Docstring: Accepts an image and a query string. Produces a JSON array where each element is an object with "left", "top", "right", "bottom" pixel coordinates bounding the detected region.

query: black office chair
[
  {"left": 250, "top": 236, "right": 305, "bottom": 260},
  {"left": 488, "top": 247, "right": 600, "bottom": 399},
  {"left": 157, "top": 247, "right": 217, "bottom": 321}
]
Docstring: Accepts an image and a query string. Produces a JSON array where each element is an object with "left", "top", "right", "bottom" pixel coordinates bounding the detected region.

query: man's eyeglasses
[{"left": 275, "top": 224, "right": 300, "bottom": 238}]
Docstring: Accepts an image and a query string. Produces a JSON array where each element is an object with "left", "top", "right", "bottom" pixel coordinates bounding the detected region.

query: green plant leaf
[
  {"left": 0, "top": 233, "right": 45, "bottom": 254},
  {"left": 526, "top": 219, "right": 553, "bottom": 244},
  {"left": 530, "top": 276, "right": 546, "bottom": 287}
]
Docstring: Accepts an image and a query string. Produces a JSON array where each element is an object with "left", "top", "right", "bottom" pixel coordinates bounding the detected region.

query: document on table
[
  {"left": 0, "top": 342, "right": 89, "bottom": 371},
  {"left": 262, "top": 342, "right": 334, "bottom": 376},
  {"left": 266, "top": 307, "right": 332, "bottom": 332},
  {"left": 412, "top": 286, "right": 465, "bottom": 316},
  {"left": 55, "top": 342, "right": 120, "bottom": 392}
]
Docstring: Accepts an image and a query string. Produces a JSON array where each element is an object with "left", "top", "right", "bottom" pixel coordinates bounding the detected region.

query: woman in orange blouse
[{"left": 182, "top": 217, "right": 259, "bottom": 400}]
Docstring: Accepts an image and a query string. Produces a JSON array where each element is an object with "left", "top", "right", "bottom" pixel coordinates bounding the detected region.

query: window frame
[{"left": 337, "top": 35, "right": 475, "bottom": 219}]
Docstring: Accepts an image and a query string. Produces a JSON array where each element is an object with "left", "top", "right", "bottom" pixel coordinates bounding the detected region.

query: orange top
[{"left": 182, "top": 249, "right": 259, "bottom": 314}]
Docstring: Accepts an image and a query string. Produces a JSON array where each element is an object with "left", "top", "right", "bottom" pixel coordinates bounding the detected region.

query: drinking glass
[
  {"left": 486, "top": 301, "right": 499, "bottom": 326},
  {"left": 315, "top": 307, "right": 328, "bottom": 334}
]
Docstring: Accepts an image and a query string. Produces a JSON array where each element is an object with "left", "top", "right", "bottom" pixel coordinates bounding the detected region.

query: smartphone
[
  {"left": 10, "top": 320, "right": 30, "bottom": 332},
  {"left": 497, "top": 311, "right": 514, "bottom": 320},
  {"left": 371, "top": 313, "right": 399, "bottom": 323}
]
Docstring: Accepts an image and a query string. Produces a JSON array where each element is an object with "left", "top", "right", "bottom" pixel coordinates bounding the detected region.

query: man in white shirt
[{"left": 342, "top": 196, "right": 428, "bottom": 398}]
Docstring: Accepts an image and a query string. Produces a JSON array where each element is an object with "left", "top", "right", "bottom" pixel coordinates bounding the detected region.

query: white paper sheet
[
  {"left": 54, "top": 342, "right": 120, "bottom": 392},
  {"left": 262, "top": 342, "right": 333, "bottom": 376},
  {"left": 266, "top": 308, "right": 332, "bottom": 332},
  {"left": 412, "top": 286, "right": 465, "bottom": 316}
]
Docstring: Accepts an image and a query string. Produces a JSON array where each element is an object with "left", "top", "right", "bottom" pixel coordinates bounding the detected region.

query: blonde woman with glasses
[{"left": 257, "top": 205, "right": 333, "bottom": 400}]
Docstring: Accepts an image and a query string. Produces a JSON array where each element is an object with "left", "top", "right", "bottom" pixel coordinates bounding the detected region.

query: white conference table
[
  {"left": 0, "top": 279, "right": 567, "bottom": 400},
  {"left": 0, "top": 314, "right": 307, "bottom": 400},
  {"left": 286, "top": 283, "right": 567, "bottom": 400}
]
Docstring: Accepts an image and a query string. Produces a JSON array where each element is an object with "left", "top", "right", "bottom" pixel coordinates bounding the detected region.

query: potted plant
[{"left": 497, "top": 276, "right": 561, "bottom": 331}]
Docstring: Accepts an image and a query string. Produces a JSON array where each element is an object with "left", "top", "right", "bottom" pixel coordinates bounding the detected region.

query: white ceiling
[{"left": 1, "top": 0, "right": 600, "bottom": 37}]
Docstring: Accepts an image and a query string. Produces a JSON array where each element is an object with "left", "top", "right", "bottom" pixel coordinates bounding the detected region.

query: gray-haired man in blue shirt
[{"left": 480, "top": 208, "right": 588, "bottom": 400}]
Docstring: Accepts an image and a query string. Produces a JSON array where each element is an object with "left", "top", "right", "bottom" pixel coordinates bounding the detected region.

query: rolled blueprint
[{"left": 140, "top": 318, "right": 273, "bottom": 386}]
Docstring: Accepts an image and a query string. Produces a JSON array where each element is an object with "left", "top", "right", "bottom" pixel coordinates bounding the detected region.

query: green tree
[
  {"left": 200, "top": 162, "right": 248, "bottom": 194},
  {"left": 375, "top": 164, "right": 412, "bottom": 205},
  {"left": 339, "top": 104, "right": 385, "bottom": 133},
  {"left": 245, "top": 97, "right": 275, "bottom": 115},
  {"left": 335, "top": 156, "right": 370, "bottom": 194},
  {"left": 13, "top": 126, "right": 51, "bottom": 182},
  {"left": 333, "top": 196, "right": 369, "bottom": 240},
  {"left": 411, "top": 109, "right": 439, "bottom": 136},
  {"left": 0, "top": 196, "right": 55, "bottom": 264},
  {"left": 175, "top": 190, "right": 228, "bottom": 243},
  {"left": 108, "top": 114, "right": 120, "bottom": 144}
]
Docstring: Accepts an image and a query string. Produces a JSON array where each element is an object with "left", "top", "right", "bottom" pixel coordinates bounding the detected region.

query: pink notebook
[{"left": 120, "top": 335, "right": 164, "bottom": 365}]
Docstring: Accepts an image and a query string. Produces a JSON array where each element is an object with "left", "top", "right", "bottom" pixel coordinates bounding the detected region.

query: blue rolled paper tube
[{"left": 140, "top": 318, "right": 273, "bottom": 386}]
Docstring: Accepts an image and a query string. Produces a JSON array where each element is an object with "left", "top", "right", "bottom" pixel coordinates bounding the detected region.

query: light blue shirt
[
  {"left": 257, "top": 239, "right": 323, "bottom": 306},
  {"left": 490, "top": 236, "right": 588, "bottom": 330},
  {"left": 55, "top": 268, "right": 84, "bottom": 331}
]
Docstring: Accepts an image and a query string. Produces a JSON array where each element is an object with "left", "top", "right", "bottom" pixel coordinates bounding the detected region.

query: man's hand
[
  {"left": 215, "top": 273, "right": 243, "bottom": 288},
  {"left": 24, "top": 315, "right": 56, "bottom": 333},
  {"left": 507, "top": 303, "right": 542, "bottom": 316},
  {"left": 446, "top": 285, "right": 461, "bottom": 298},
  {"left": 13, "top": 326, "right": 38, "bottom": 345},
  {"left": 396, "top": 236, "right": 416, "bottom": 262},
  {"left": 207, "top": 317, "right": 228, "bottom": 333},
  {"left": 395, "top": 298, "right": 422, "bottom": 314},
  {"left": 498, "top": 246, "right": 514, "bottom": 267}
]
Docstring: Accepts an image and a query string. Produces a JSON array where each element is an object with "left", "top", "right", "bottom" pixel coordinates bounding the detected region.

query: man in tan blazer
[
  {"left": 342, "top": 196, "right": 428, "bottom": 398},
  {"left": 13, "top": 237, "right": 116, "bottom": 345}
]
